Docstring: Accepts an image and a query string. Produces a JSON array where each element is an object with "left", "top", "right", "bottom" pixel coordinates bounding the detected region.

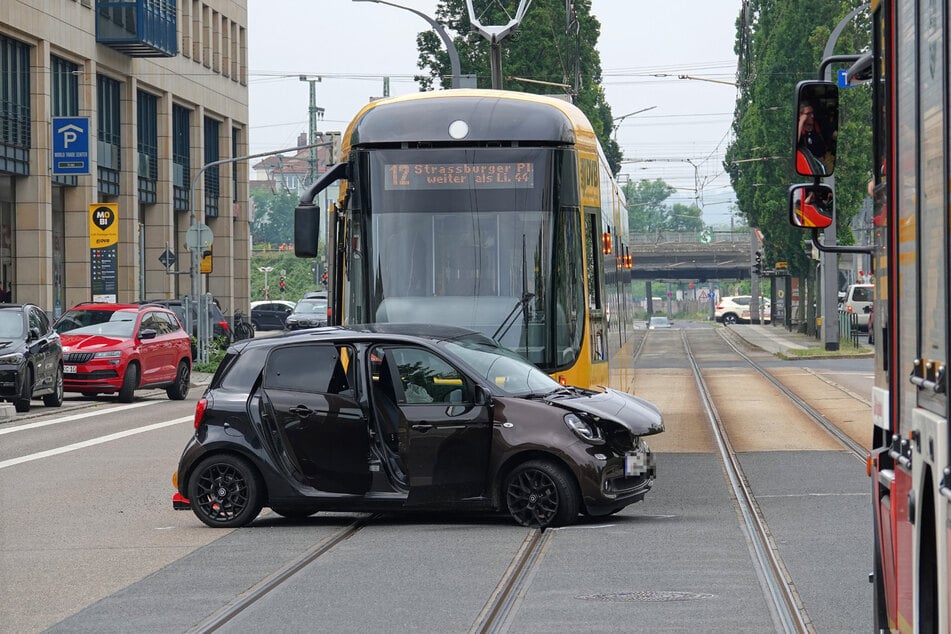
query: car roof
[
  {"left": 232, "top": 323, "right": 497, "bottom": 350},
  {"left": 65, "top": 303, "right": 143, "bottom": 310},
  {"left": 251, "top": 300, "right": 295, "bottom": 308}
]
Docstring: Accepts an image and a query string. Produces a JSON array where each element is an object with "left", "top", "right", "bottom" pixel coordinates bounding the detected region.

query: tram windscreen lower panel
[{"left": 361, "top": 148, "right": 583, "bottom": 370}]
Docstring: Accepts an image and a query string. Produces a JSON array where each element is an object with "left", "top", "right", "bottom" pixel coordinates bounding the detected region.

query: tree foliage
[
  {"left": 725, "top": 1, "right": 872, "bottom": 279},
  {"left": 249, "top": 188, "right": 297, "bottom": 247},
  {"left": 623, "top": 179, "right": 703, "bottom": 233},
  {"left": 415, "top": 0, "right": 622, "bottom": 175}
]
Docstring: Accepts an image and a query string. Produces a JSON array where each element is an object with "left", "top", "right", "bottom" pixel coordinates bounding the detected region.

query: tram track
[
  {"left": 714, "top": 327, "right": 867, "bottom": 460},
  {"left": 183, "top": 511, "right": 550, "bottom": 633},
  {"left": 680, "top": 329, "right": 812, "bottom": 634}
]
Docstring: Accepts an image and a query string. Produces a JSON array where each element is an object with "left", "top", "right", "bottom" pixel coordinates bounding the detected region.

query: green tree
[
  {"left": 624, "top": 179, "right": 675, "bottom": 233},
  {"left": 668, "top": 203, "right": 705, "bottom": 232},
  {"left": 415, "top": 0, "right": 622, "bottom": 175},
  {"left": 725, "top": 1, "right": 872, "bottom": 281},
  {"left": 250, "top": 188, "right": 297, "bottom": 247}
]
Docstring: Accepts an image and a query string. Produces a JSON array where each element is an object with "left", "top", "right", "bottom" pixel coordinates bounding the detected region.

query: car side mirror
[
  {"left": 474, "top": 384, "right": 492, "bottom": 407},
  {"left": 795, "top": 80, "right": 839, "bottom": 177},
  {"left": 138, "top": 328, "right": 158, "bottom": 340}
]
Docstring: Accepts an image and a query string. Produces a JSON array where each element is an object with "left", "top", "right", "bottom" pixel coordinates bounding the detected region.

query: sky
[{"left": 247, "top": 0, "right": 742, "bottom": 226}]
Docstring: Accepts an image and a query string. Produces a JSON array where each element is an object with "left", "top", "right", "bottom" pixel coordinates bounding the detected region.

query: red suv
[{"left": 53, "top": 303, "right": 192, "bottom": 402}]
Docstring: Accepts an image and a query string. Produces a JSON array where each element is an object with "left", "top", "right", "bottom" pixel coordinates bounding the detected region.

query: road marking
[
  {"left": 0, "top": 416, "right": 192, "bottom": 470},
  {"left": 0, "top": 401, "right": 160, "bottom": 435}
]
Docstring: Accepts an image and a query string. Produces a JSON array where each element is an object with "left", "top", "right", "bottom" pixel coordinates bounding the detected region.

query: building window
[
  {"left": 52, "top": 56, "right": 80, "bottom": 186},
  {"left": 137, "top": 91, "right": 158, "bottom": 202},
  {"left": 232, "top": 127, "right": 239, "bottom": 202},
  {"left": 0, "top": 35, "right": 31, "bottom": 175},
  {"left": 204, "top": 117, "right": 220, "bottom": 217},
  {"left": 173, "top": 104, "right": 190, "bottom": 211},
  {"left": 97, "top": 75, "right": 121, "bottom": 195}
]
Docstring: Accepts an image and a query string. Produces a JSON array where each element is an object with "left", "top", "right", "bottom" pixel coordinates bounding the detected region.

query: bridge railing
[{"left": 628, "top": 230, "right": 750, "bottom": 244}]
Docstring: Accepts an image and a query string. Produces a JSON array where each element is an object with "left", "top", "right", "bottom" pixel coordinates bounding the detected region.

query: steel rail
[
  {"left": 189, "top": 515, "right": 375, "bottom": 633},
  {"left": 469, "top": 528, "right": 551, "bottom": 633},
  {"left": 717, "top": 328, "right": 867, "bottom": 460},
  {"left": 682, "top": 329, "right": 812, "bottom": 634}
]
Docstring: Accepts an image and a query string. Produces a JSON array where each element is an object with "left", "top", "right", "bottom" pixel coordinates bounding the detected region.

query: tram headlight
[{"left": 564, "top": 413, "right": 604, "bottom": 444}]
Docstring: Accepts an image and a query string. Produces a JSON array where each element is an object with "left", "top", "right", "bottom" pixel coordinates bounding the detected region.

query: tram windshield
[{"left": 356, "top": 148, "right": 584, "bottom": 369}]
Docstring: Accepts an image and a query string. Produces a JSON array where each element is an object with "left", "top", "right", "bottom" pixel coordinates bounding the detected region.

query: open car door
[
  {"left": 262, "top": 343, "right": 371, "bottom": 494},
  {"left": 373, "top": 346, "right": 492, "bottom": 505}
]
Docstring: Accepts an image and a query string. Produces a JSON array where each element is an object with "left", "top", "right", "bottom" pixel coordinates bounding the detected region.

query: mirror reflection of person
[{"left": 797, "top": 101, "right": 833, "bottom": 175}]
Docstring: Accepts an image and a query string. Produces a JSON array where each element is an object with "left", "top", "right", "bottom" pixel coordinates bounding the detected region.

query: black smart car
[
  {"left": 0, "top": 304, "right": 64, "bottom": 412},
  {"left": 172, "top": 324, "right": 663, "bottom": 528}
]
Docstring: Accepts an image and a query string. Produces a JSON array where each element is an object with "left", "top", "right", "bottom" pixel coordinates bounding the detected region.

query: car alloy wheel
[
  {"left": 166, "top": 360, "right": 190, "bottom": 400},
  {"left": 13, "top": 366, "right": 32, "bottom": 413},
  {"left": 189, "top": 454, "right": 264, "bottom": 528},
  {"left": 723, "top": 314, "right": 738, "bottom": 324},
  {"left": 43, "top": 365, "right": 64, "bottom": 407},
  {"left": 118, "top": 363, "right": 138, "bottom": 403},
  {"left": 504, "top": 459, "right": 580, "bottom": 528}
]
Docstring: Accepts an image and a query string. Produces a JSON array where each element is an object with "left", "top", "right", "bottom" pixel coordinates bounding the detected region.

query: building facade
[{"left": 0, "top": 0, "right": 250, "bottom": 317}]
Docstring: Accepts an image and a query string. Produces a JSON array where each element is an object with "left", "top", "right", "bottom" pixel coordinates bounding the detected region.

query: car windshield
[
  {"left": 0, "top": 311, "right": 23, "bottom": 339},
  {"left": 440, "top": 338, "right": 560, "bottom": 396},
  {"left": 55, "top": 309, "right": 137, "bottom": 337},
  {"left": 293, "top": 300, "right": 327, "bottom": 315}
]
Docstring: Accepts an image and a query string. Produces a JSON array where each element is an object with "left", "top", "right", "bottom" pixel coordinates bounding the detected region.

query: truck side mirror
[
  {"left": 788, "top": 184, "right": 834, "bottom": 229},
  {"left": 795, "top": 81, "right": 839, "bottom": 177}
]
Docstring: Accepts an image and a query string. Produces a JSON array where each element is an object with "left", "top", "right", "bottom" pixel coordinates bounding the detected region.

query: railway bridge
[{"left": 626, "top": 230, "right": 754, "bottom": 281}]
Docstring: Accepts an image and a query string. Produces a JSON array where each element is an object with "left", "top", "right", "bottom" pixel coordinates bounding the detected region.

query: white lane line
[
  {"left": 0, "top": 416, "right": 192, "bottom": 470},
  {"left": 0, "top": 401, "right": 162, "bottom": 435}
]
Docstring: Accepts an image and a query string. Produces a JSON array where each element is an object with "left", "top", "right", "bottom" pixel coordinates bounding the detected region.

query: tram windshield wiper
[{"left": 492, "top": 292, "right": 535, "bottom": 342}]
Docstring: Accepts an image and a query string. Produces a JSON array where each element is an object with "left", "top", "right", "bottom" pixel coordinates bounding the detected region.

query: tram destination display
[{"left": 384, "top": 162, "right": 534, "bottom": 190}]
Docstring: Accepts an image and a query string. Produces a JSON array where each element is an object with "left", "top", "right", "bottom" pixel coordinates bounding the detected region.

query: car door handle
[
  {"left": 289, "top": 405, "right": 313, "bottom": 417},
  {"left": 411, "top": 423, "right": 433, "bottom": 432}
]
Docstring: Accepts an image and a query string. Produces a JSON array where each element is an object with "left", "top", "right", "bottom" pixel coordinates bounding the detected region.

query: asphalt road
[{"left": 0, "top": 323, "right": 874, "bottom": 633}]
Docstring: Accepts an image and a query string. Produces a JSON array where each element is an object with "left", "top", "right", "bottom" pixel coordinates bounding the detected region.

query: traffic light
[
  {"left": 753, "top": 250, "right": 762, "bottom": 276},
  {"left": 200, "top": 247, "right": 213, "bottom": 273},
  {"left": 321, "top": 272, "right": 328, "bottom": 286},
  {"left": 279, "top": 277, "right": 286, "bottom": 293}
]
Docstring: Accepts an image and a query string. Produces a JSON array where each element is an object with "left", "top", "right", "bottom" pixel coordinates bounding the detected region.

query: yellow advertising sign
[
  {"left": 201, "top": 246, "right": 213, "bottom": 273},
  {"left": 89, "top": 203, "right": 118, "bottom": 248}
]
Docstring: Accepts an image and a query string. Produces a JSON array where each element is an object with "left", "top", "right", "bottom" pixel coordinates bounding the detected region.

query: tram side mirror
[
  {"left": 795, "top": 81, "right": 839, "bottom": 177},
  {"left": 294, "top": 204, "right": 321, "bottom": 257},
  {"left": 788, "top": 184, "right": 834, "bottom": 230}
]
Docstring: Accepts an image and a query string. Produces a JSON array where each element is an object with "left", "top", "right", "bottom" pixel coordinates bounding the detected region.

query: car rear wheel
[
  {"left": 118, "top": 363, "right": 138, "bottom": 403},
  {"left": 504, "top": 459, "right": 580, "bottom": 528},
  {"left": 722, "top": 313, "right": 738, "bottom": 324},
  {"left": 189, "top": 454, "right": 264, "bottom": 528},
  {"left": 13, "top": 366, "right": 32, "bottom": 413},
  {"left": 166, "top": 360, "right": 190, "bottom": 400},
  {"left": 43, "top": 365, "right": 64, "bottom": 407}
]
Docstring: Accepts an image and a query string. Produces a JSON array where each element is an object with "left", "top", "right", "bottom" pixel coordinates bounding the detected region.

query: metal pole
[
  {"left": 817, "top": 2, "right": 868, "bottom": 351},
  {"left": 353, "top": 0, "right": 462, "bottom": 89}
]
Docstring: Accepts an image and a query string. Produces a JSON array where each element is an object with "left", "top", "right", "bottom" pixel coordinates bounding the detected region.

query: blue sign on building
[{"left": 52, "top": 117, "right": 90, "bottom": 175}]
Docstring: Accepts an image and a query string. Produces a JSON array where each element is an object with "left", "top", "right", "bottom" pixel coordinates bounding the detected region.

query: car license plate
[
  {"left": 64, "top": 365, "right": 76, "bottom": 374},
  {"left": 624, "top": 451, "right": 646, "bottom": 476}
]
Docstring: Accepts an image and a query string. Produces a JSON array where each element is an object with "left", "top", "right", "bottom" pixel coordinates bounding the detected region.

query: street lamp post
[
  {"left": 353, "top": 0, "right": 463, "bottom": 89},
  {"left": 258, "top": 266, "right": 274, "bottom": 300}
]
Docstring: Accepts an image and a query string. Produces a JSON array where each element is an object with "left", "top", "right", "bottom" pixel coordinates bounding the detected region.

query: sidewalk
[{"left": 725, "top": 323, "right": 873, "bottom": 358}]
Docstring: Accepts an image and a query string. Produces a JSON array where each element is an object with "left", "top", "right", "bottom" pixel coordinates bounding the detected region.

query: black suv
[
  {"left": 0, "top": 304, "right": 64, "bottom": 412},
  {"left": 172, "top": 324, "right": 663, "bottom": 529},
  {"left": 144, "top": 299, "right": 232, "bottom": 346}
]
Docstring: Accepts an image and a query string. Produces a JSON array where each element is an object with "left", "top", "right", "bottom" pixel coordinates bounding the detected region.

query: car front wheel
[
  {"left": 13, "top": 366, "right": 32, "bottom": 413},
  {"left": 189, "top": 454, "right": 264, "bottom": 528},
  {"left": 118, "top": 363, "right": 138, "bottom": 403},
  {"left": 43, "top": 365, "right": 64, "bottom": 407},
  {"left": 504, "top": 459, "right": 580, "bottom": 528}
]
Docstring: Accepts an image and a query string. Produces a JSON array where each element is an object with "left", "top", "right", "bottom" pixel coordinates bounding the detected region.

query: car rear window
[{"left": 851, "top": 287, "right": 873, "bottom": 302}]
